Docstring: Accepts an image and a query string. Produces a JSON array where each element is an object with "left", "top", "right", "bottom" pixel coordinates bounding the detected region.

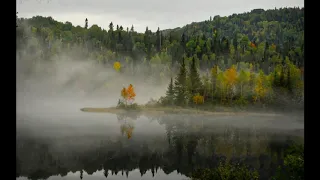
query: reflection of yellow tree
[{"left": 120, "top": 123, "right": 135, "bottom": 139}]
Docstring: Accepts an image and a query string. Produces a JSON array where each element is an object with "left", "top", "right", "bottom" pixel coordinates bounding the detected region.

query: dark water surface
[{"left": 17, "top": 107, "right": 303, "bottom": 180}]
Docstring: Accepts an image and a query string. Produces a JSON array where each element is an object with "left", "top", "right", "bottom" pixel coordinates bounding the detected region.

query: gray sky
[{"left": 17, "top": 0, "right": 304, "bottom": 33}]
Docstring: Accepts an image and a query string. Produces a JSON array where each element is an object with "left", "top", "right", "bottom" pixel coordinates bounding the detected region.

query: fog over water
[{"left": 16, "top": 25, "right": 303, "bottom": 180}]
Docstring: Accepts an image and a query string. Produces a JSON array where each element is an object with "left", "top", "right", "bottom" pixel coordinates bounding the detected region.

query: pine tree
[
  {"left": 189, "top": 57, "right": 203, "bottom": 95},
  {"left": 174, "top": 58, "right": 188, "bottom": 106},
  {"left": 165, "top": 77, "right": 174, "bottom": 105},
  {"left": 84, "top": 18, "right": 88, "bottom": 29},
  {"left": 156, "top": 27, "right": 161, "bottom": 52}
]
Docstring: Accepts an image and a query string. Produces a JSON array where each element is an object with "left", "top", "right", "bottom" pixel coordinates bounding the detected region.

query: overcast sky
[{"left": 17, "top": 0, "right": 304, "bottom": 33}]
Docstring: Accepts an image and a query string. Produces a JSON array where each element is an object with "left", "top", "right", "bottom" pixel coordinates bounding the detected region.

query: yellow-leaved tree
[
  {"left": 121, "top": 87, "right": 128, "bottom": 105},
  {"left": 253, "top": 70, "right": 268, "bottom": 103},
  {"left": 237, "top": 70, "right": 250, "bottom": 97},
  {"left": 193, "top": 93, "right": 204, "bottom": 105},
  {"left": 113, "top": 61, "right": 121, "bottom": 72},
  {"left": 217, "top": 71, "right": 227, "bottom": 104}
]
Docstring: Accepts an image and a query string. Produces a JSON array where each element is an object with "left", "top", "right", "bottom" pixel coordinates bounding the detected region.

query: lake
[{"left": 16, "top": 99, "right": 303, "bottom": 180}]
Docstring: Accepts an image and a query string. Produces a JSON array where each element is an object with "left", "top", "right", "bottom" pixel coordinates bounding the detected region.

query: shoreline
[{"left": 80, "top": 106, "right": 287, "bottom": 117}]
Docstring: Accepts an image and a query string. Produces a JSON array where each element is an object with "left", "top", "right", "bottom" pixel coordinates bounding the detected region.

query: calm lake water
[{"left": 16, "top": 103, "right": 303, "bottom": 180}]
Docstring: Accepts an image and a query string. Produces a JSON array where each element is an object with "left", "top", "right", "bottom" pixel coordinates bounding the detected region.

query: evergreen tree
[
  {"left": 156, "top": 27, "right": 161, "bottom": 52},
  {"left": 165, "top": 77, "right": 174, "bottom": 105},
  {"left": 174, "top": 58, "right": 188, "bottom": 106},
  {"left": 84, "top": 18, "right": 88, "bottom": 29},
  {"left": 189, "top": 56, "right": 203, "bottom": 96}
]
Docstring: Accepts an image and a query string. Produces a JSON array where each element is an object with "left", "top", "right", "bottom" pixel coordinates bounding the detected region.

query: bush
[{"left": 117, "top": 100, "right": 140, "bottom": 110}]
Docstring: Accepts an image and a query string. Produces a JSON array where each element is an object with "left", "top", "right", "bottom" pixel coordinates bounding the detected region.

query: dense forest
[{"left": 16, "top": 7, "right": 304, "bottom": 108}]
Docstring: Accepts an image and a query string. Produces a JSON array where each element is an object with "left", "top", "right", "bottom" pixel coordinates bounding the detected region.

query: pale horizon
[{"left": 17, "top": 0, "right": 304, "bottom": 33}]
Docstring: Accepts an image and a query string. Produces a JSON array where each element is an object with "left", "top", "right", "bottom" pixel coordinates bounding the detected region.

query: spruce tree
[
  {"left": 165, "top": 77, "right": 174, "bottom": 105},
  {"left": 174, "top": 58, "right": 188, "bottom": 106},
  {"left": 84, "top": 18, "right": 88, "bottom": 29},
  {"left": 189, "top": 57, "right": 203, "bottom": 95}
]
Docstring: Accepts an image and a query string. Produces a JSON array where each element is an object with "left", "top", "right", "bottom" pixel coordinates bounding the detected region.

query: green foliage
[
  {"left": 165, "top": 77, "right": 175, "bottom": 105},
  {"left": 17, "top": 8, "right": 304, "bottom": 109},
  {"left": 174, "top": 58, "right": 188, "bottom": 106},
  {"left": 192, "top": 162, "right": 259, "bottom": 180},
  {"left": 117, "top": 101, "right": 140, "bottom": 110},
  {"left": 272, "top": 144, "right": 304, "bottom": 180}
]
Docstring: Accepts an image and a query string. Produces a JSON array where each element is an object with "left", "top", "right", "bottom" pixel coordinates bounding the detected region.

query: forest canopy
[{"left": 16, "top": 7, "right": 304, "bottom": 108}]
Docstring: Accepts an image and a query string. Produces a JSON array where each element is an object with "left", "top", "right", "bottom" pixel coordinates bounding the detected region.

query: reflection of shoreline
[
  {"left": 17, "top": 113, "right": 303, "bottom": 180},
  {"left": 81, "top": 107, "right": 290, "bottom": 118},
  {"left": 17, "top": 169, "right": 187, "bottom": 180}
]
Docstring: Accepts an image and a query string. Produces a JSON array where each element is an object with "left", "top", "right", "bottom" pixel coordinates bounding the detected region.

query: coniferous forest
[{"left": 16, "top": 7, "right": 304, "bottom": 109}]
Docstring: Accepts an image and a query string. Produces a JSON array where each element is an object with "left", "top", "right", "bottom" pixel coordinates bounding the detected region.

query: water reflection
[{"left": 16, "top": 112, "right": 303, "bottom": 180}]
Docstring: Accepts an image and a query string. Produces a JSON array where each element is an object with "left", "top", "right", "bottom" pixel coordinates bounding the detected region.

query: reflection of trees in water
[
  {"left": 117, "top": 113, "right": 137, "bottom": 139},
  {"left": 116, "top": 112, "right": 140, "bottom": 122},
  {"left": 17, "top": 114, "right": 302, "bottom": 180}
]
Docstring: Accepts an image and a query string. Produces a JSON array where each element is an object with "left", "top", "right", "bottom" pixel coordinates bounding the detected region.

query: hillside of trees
[{"left": 16, "top": 7, "right": 304, "bottom": 108}]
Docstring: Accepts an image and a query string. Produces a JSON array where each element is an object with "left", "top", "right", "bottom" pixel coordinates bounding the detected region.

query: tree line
[
  {"left": 16, "top": 7, "right": 304, "bottom": 105},
  {"left": 16, "top": 7, "right": 303, "bottom": 73}
]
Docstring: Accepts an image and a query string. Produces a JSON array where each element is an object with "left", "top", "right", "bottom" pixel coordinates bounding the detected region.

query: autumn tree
[
  {"left": 120, "top": 84, "right": 136, "bottom": 107},
  {"left": 121, "top": 87, "right": 128, "bottom": 106},
  {"left": 253, "top": 70, "right": 268, "bottom": 103},
  {"left": 216, "top": 71, "right": 227, "bottom": 103},
  {"left": 193, "top": 93, "right": 204, "bottom": 105},
  {"left": 237, "top": 70, "right": 250, "bottom": 97},
  {"left": 114, "top": 61, "right": 121, "bottom": 72},
  {"left": 126, "top": 84, "right": 136, "bottom": 104}
]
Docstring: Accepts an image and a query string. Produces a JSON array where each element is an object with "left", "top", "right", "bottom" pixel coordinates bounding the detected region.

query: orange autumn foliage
[
  {"left": 120, "top": 124, "right": 134, "bottom": 139},
  {"left": 121, "top": 87, "right": 128, "bottom": 99},
  {"left": 120, "top": 84, "right": 136, "bottom": 104},
  {"left": 250, "top": 42, "right": 256, "bottom": 48},
  {"left": 126, "top": 126, "right": 134, "bottom": 139},
  {"left": 126, "top": 84, "right": 136, "bottom": 101}
]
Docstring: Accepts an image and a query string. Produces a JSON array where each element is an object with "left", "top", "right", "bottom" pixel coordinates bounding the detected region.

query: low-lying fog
[{"left": 16, "top": 31, "right": 304, "bottom": 138}]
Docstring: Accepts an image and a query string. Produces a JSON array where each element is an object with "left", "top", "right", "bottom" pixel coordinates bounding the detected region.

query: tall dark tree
[
  {"left": 174, "top": 58, "right": 188, "bottom": 106},
  {"left": 189, "top": 57, "right": 203, "bottom": 96},
  {"left": 165, "top": 77, "right": 175, "bottom": 105},
  {"left": 84, "top": 18, "right": 88, "bottom": 29},
  {"left": 156, "top": 27, "right": 161, "bottom": 52},
  {"left": 181, "top": 32, "right": 186, "bottom": 53}
]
